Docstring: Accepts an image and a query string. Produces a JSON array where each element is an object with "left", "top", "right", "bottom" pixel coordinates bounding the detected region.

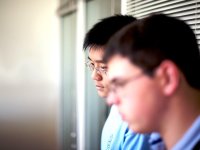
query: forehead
[
  {"left": 107, "top": 55, "right": 141, "bottom": 79},
  {"left": 88, "top": 47, "right": 105, "bottom": 62},
  {"left": 88, "top": 47, "right": 104, "bottom": 63}
]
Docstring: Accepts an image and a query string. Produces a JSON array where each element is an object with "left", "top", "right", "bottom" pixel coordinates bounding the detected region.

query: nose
[
  {"left": 106, "top": 91, "right": 120, "bottom": 106},
  {"left": 91, "top": 69, "right": 102, "bottom": 81}
]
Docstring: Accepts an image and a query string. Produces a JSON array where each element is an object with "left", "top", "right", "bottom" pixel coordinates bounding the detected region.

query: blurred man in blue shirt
[
  {"left": 104, "top": 14, "right": 200, "bottom": 150},
  {"left": 83, "top": 15, "right": 164, "bottom": 150}
]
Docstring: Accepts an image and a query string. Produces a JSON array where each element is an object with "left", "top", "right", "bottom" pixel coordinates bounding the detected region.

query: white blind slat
[
  {"left": 125, "top": 0, "right": 200, "bottom": 48},
  {"left": 128, "top": 2, "right": 197, "bottom": 18}
]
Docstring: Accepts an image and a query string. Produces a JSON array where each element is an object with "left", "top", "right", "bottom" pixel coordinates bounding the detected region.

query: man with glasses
[
  {"left": 83, "top": 15, "right": 158, "bottom": 150},
  {"left": 104, "top": 14, "right": 200, "bottom": 150}
]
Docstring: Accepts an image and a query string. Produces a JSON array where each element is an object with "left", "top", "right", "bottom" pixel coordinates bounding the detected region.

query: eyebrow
[{"left": 87, "top": 56, "right": 105, "bottom": 63}]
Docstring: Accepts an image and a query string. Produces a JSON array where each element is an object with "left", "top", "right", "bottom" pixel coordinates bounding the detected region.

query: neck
[{"left": 160, "top": 87, "right": 200, "bottom": 149}]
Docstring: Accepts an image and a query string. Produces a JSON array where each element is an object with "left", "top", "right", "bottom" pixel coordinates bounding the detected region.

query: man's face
[
  {"left": 87, "top": 47, "right": 109, "bottom": 98},
  {"left": 107, "top": 54, "right": 166, "bottom": 133}
]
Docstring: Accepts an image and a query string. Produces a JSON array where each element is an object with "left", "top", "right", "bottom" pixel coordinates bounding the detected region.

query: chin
[
  {"left": 98, "top": 91, "right": 107, "bottom": 99},
  {"left": 129, "top": 124, "right": 149, "bottom": 134},
  {"left": 129, "top": 125, "right": 142, "bottom": 133}
]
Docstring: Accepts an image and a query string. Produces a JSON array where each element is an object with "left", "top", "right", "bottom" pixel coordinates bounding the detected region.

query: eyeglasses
[
  {"left": 85, "top": 61, "right": 107, "bottom": 75},
  {"left": 109, "top": 73, "right": 144, "bottom": 96}
]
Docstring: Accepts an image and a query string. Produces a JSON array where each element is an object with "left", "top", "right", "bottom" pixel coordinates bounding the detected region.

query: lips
[{"left": 96, "top": 85, "right": 104, "bottom": 90}]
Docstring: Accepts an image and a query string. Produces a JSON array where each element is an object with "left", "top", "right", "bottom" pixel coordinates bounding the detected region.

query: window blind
[{"left": 124, "top": 0, "right": 200, "bottom": 45}]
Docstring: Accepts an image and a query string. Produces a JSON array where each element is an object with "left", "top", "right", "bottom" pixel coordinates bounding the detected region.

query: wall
[{"left": 0, "top": 0, "right": 61, "bottom": 150}]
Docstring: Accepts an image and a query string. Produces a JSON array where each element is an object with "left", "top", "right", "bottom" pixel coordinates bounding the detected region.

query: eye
[
  {"left": 99, "top": 66, "right": 108, "bottom": 74},
  {"left": 86, "top": 61, "right": 95, "bottom": 71},
  {"left": 86, "top": 61, "right": 94, "bottom": 67},
  {"left": 89, "top": 62, "right": 94, "bottom": 67},
  {"left": 89, "top": 63, "right": 95, "bottom": 70},
  {"left": 100, "top": 66, "right": 107, "bottom": 70}
]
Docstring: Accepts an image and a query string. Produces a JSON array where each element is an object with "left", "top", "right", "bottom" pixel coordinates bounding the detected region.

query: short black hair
[
  {"left": 104, "top": 13, "right": 200, "bottom": 89},
  {"left": 83, "top": 15, "right": 136, "bottom": 50}
]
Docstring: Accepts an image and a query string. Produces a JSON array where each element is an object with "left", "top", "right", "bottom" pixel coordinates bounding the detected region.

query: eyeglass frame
[
  {"left": 85, "top": 61, "right": 108, "bottom": 75},
  {"left": 109, "top": 72, "right": 144, "bottom": 96}
]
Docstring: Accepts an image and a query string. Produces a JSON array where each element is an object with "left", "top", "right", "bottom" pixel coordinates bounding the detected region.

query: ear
[{"left": 155, "top": 60, "right": 180, "bottom": 96}]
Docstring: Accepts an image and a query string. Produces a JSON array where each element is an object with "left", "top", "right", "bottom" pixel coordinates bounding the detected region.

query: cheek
[
  {"left": 103, "top": 78, "right": 109, "bottom": 92},
  {"left": 121, "top": 81, "right": 165, "bottom": 131},
  {"left": 122, "top": 92, "right": 147, "bottom": 122},
  {"left": 95, "top": 77, "right": 109, "bottom": 98}
]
